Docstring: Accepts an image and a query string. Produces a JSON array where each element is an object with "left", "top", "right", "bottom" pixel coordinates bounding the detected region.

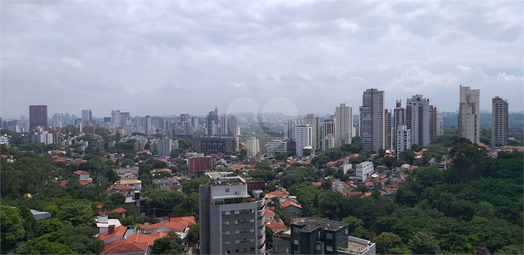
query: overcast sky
[{"left": 1, "top": 0, "right": 523, "bottom": 119}]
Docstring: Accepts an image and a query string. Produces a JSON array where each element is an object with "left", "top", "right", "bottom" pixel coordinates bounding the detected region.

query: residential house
[{"left": 281, "top": 201, "right": 302, "bottom": 215}]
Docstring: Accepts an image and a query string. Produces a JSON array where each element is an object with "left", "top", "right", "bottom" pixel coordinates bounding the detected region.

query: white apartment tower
[
  {"left": 246, "top": 137, "right": 260, "bottom": 157},
  {"left": 406, "top": 95, "right": 431, "bottom": 146},
  {"left": 360, "top": 88, "right": 385, "bottom": 152},
  {"left": 296, "top": 124, "right": 312, "bottom": 157},
  {"left": 335, "top": 103, "right": 353, "bottom": 147},
  {"left": 111, "top": 110, "right": 121, "bottom": 128},
  {"left": 303, "top": 114, "right": 319, "bottom": 150},
  {"left": 458, "top": 85, "right": 480, "bottom": 143},
  {"left": 396, "top": 125, "right": 411, "bottom": 159},
  {"left": 199, "top": 174, "right": 266, "bottom": 255},
  {"left": 492, "top": 96, "right": 508, "bottom": 147}
]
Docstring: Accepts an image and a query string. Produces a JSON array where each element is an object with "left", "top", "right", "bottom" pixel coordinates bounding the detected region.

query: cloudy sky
[{"left": 1, "top": 0, "right": 523, "bottom": 119}]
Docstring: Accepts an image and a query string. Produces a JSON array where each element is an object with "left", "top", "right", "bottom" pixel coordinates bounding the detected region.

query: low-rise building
[{"left": 355, "top": 161, "right": 374, "bottom": 182}]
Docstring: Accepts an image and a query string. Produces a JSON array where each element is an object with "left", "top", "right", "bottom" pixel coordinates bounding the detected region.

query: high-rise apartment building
[
  {"left": 296, "top": 124, "right": 312, "bottom": 157},
  {"left": 335, "top": 103, "right": 353, "bottom": 147},
  {"left": 53, "top": 113, "right": 61, "bottom": 128},
  {"left": 145, "top": 115, "right": 152, "bottom": 135},
  {"left": 360, "top": 89, "right": 385, "bottom": 152},
  {"left": 81, "top": 110, "right": 92, "bottom": 121},
  {"left": 406, "top": 95, "right": 431, "bottom": 146},
  {"left": 436, "top": 114, "right": 444, "bottom": 136},
  {"left": 199, "top": 174, "right": 266, "bottom": 255},
  {"left": 284, "top": 120, "right": 297, "bottom": 140},
  {"left": 221, "top": 115, "right": 238, "bottom": 136},
  {"left": 322, "top": 118, "right": 336, "bottom": 151},
  {"left": 385, "top": 109, "right": 392, "bottom": 150},
  {"left": 111, "top": 110, "right": 121, "bottom": 129},
  {"left": 29, "top": 105, "right": 48, "bottom": 131},
  {"left": 492, "top": 96, "right": 508, "bottom": 147},
  {"left": 393, "top": 100, "right": 406, "bottom": 149},
  {"left": 396, "top": 125, "right": 411, "bottom": 159},
  {"left": 246, "top": 137, "right": 260, "bottom": 157},
  {"left": 429, "top": 105, "right": 437, "bottom": 143},
  {"left": 303, "top": 114, "right": 319, "bottom": 150},
  {"left": 458, "top": 85, "right": 480, "bottom": 143},
  {"left": 207, "top": 108, "right": 219, "bottom": 137}
]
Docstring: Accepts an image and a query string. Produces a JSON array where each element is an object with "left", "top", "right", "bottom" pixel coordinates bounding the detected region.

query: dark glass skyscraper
[{"left": 29, "top": 105, "right": 47, "bottom": 131}]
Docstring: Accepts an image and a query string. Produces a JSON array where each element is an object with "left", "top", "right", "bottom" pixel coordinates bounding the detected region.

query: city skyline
[{"left": 1, "top": 1, "right": 523, "bottom": 118}]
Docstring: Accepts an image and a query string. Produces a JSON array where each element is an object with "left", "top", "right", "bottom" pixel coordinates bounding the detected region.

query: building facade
[
  {"left": 295, "top": 124, "right": 312, "bottom": 157},
  {"left": 246, "top": 137, "right": 260, "bottom": 157},
  {"left": 193, "top": 137, "right": 239, "bottom": 154},
  {"left": 396, "top": 125, "right": 411, "bottom": 159},
  {"left": 355, "top": 161, "right": 374, "bottom": 182},
  {"left": 406, "top": 95, "right": 431, "bottom": 146},
  {"left": 458, "top": 85, "right": 480, "bottom": 143},
  {"left": 303, "top": 114, "right": 319, "bottom": 151},
  {"left": 492, "top": 96, "right": 508, "bottom": 147},
  {"left": 322, "top": 118, "right": 336, "bottom": 151},
  {"left": 267, "top": 140, "right": 288, "bottom": 154},
  {"left": 360, "top": 89, "right": 385, "bottom": 152},
  {"left": 29, "top": 105, "right": 48, "bottom": 131},
  {"left": 188, "top": 155, "right": 216, "bottom": 173},
  {"left": 199, "top": 175, "right": 266, "bottom": 255},
  {"left": 335, "top": 103, "right": 353, "bottom": 147}
]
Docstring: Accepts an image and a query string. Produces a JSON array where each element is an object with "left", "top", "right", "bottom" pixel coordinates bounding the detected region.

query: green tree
[
  {"left": 399, "top": 150, "right": 416, "bottom": 165},
  {"left": 447, "top": 137, "right": 487, "bottom": 184},
  {"left": 1, "top": 206, "right": 26, "bottom": 251},
  {"left": 58, "top": 202, "right": 93, "bottom": 226},
  {"left": 256, "top": 161, "right": 273, "bottom": 171},
  {"left": 152, "top": 237, "right": 175, "bottom": 254},
  {"left": 408, "top": 232, "right": 439, "bottom": 254},
  {"left": 373, "top": 232, "right": 402, "bottom": 254},
  {"left": 185, "top": 223, "right": 199, "bottom": 246}
]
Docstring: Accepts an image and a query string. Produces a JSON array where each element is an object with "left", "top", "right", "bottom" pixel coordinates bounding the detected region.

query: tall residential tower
[
  {"left": 492, "top": 96, "right": 508, "bottom": 147},
  {"left": 360, "top": 89, "right": 385, "bottom": 152},
  {"left": 458, "top": 85, "right": 480, "bottom": 143}
]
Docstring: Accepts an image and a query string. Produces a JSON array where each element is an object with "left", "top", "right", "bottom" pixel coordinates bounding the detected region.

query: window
[
  {"left": 293, "top": 227, "right": 299, "bottom": 233},
  {"left": 234, "top": 220, "right": 238, "bottom": 224},
  {"left": 326, "top": 233, "right": 333, "bottom": 239},
  {"left": 250, "top": 218, "right": 254, "bottom": 223},
  {"left": 225, "top": 221, "right": 230, "bottom": 225},
  {"left": 235, "top": 249, "right": 240, "bottom": 253},
  {"left": 250, "top": 228, "right": 254, "bottom": 233},
  {"left": 225, "top": 211, "right": 231, "bottom": 215},
  {"left": 251, "top": 248, "right": 255, "bottom": 252},
  {"left": 234, "top": 210, "right": 239, "bottom": 214},
  {"left": 225, "top": 241, "right": 231, "bottom": 245},
  {"left": 235, "top": 230, "right": 240, "bottom": 234},
  {"left": 316, "top": 244, "right": 321, "bottom": 250},
  {"left": 286, "top": 248, "right": 290, "bottom": 253},
  {"left": 225, "top": 231, "right": 230, "bottom": 235},
  {"left": 226, "top": 250, "right": 230, "bottom": 254},
  {"left": 326, "top": 246, "right": 333, "bottom": 252},
  {"left": 250, "top": 209, "right": 254, "bottom": 213},
  {"left": 250, "top": 238, "right": 254, "bottom": 242},
  {"left": 235, "top": 240, "right": 240, "bottom": 244},
  {"left": 225, "top": 188, "right": 230, "bottom": 192},
  {"left": 345, "top": 229, "right": 348, "bottom": 234},
  {"left": 294, "top": 239, "right": 298, "bottom": 245}
]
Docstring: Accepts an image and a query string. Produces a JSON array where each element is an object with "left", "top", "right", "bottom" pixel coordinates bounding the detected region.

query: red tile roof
[
  {"left": 266, "top": 189, "right": 289, "bottom": 198},
  {"left": 73, "top": 170, "right": 90, "bottom": 175},
  {"left": 348, "top": 191, "right": 363, "bottom": 196},
  {"left": 265, "top": 220, "right": 287, "bottom": 232},
  {"left": 281, "top": 201, "right": 302, "bottom": 209},
  {"left": 169, "top": 216, "right": 196, "bottom": 228},
  {"left": 144, "top": 221, "right": 187, "bottom": 232},
  {"left": 365, "top": 181, "right": 374, "bottom": 186},
  {"left": 60, "top": 180, "right": 68, "bottom": 187},
  {"left": 120, "top": 233, "right": 158, "bottom": 246},
  {"left": 101, "top": 241, "right": 148, "bottom": 255},
  {"left": 79, "top": 179, "right": 92, "bottom": 186},
  {"left": 98, "top": 226, "right": 127, "bottom": 241},
  {"left": 265, "top": 210, "right": 276, "bottom": 216},
  {"left": 111, "top": 207, "right": 127, "bottom": 214}
]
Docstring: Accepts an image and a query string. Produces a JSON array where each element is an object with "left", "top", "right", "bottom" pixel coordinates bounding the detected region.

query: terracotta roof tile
[
  {"left": 73, "top": 170, "right": 90, "bottom": 175},
  {"left": 111, "top": 207, "right": 127, "bottom": 214},
  {"left": 145, "top": 221, "right": 187, "bottom": 232},
  {"left": 101, "top": 241, "right": 148, "bottom": 254},
  {"left": 98, "top": 226, "right": 127, "bottom": 241},
  {"left": 281, "top": 201, "right": 302, "bottom": 209}
]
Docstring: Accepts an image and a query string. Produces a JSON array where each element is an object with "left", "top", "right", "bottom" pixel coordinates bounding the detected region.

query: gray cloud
[{"left": 1, "top": 0, "right": 523, "bottom": 119}]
